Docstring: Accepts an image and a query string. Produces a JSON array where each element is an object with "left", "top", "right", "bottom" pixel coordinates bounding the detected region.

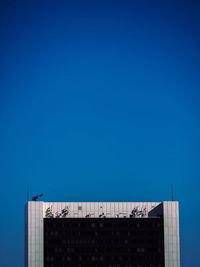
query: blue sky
[{"left": 0, "top": 0, "right": 200, "bottom": 266}]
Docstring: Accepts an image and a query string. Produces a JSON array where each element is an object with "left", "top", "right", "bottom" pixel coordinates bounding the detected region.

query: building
[{"left": 25, "top": 201, "right": 180, "bottom": 267}]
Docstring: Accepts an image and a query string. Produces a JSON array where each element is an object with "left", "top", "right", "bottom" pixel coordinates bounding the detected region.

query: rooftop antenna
[
  {"left": 27, "top": 184, "right": 29, "bottom": 201},
  {"left": 171, "top": 184, "right": 174, "bottom": 201},
  {"left": 32, "top": 193, "right": 44, "bottom": 201}
]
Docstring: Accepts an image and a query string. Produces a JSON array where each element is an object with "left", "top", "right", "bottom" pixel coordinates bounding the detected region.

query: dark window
[{"left": 44, "top": 218, "right": 164, "bottom": 267}]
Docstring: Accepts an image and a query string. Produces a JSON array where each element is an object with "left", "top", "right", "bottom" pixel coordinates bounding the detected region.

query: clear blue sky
[{"left": 0, "top": 0, "right": 200, "bottom": 266}]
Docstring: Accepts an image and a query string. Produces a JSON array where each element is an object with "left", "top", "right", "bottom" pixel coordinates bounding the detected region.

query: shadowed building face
[{"left": 44, "top": 218, "right": 164, "bottom": 267}]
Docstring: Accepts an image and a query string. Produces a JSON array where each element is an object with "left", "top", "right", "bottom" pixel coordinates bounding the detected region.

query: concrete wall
[
  {"left": 163, "top": 201, "right": 180, "bottom": 267},
  {"left": 25, "top": 202, "right": 43, "bottom": 267}
]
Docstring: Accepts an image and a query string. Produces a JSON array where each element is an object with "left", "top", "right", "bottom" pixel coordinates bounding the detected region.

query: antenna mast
[
  {"left": 171, "top": 184, "right": 174, "bottom": 201},
  {"left": 27, "top": 184, "right": 29, "bottom": 202}
]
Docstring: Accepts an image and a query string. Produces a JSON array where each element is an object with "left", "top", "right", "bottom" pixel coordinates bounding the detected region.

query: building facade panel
[{"left": 163, "top": 202, "right": 180, "bottom": 267}]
